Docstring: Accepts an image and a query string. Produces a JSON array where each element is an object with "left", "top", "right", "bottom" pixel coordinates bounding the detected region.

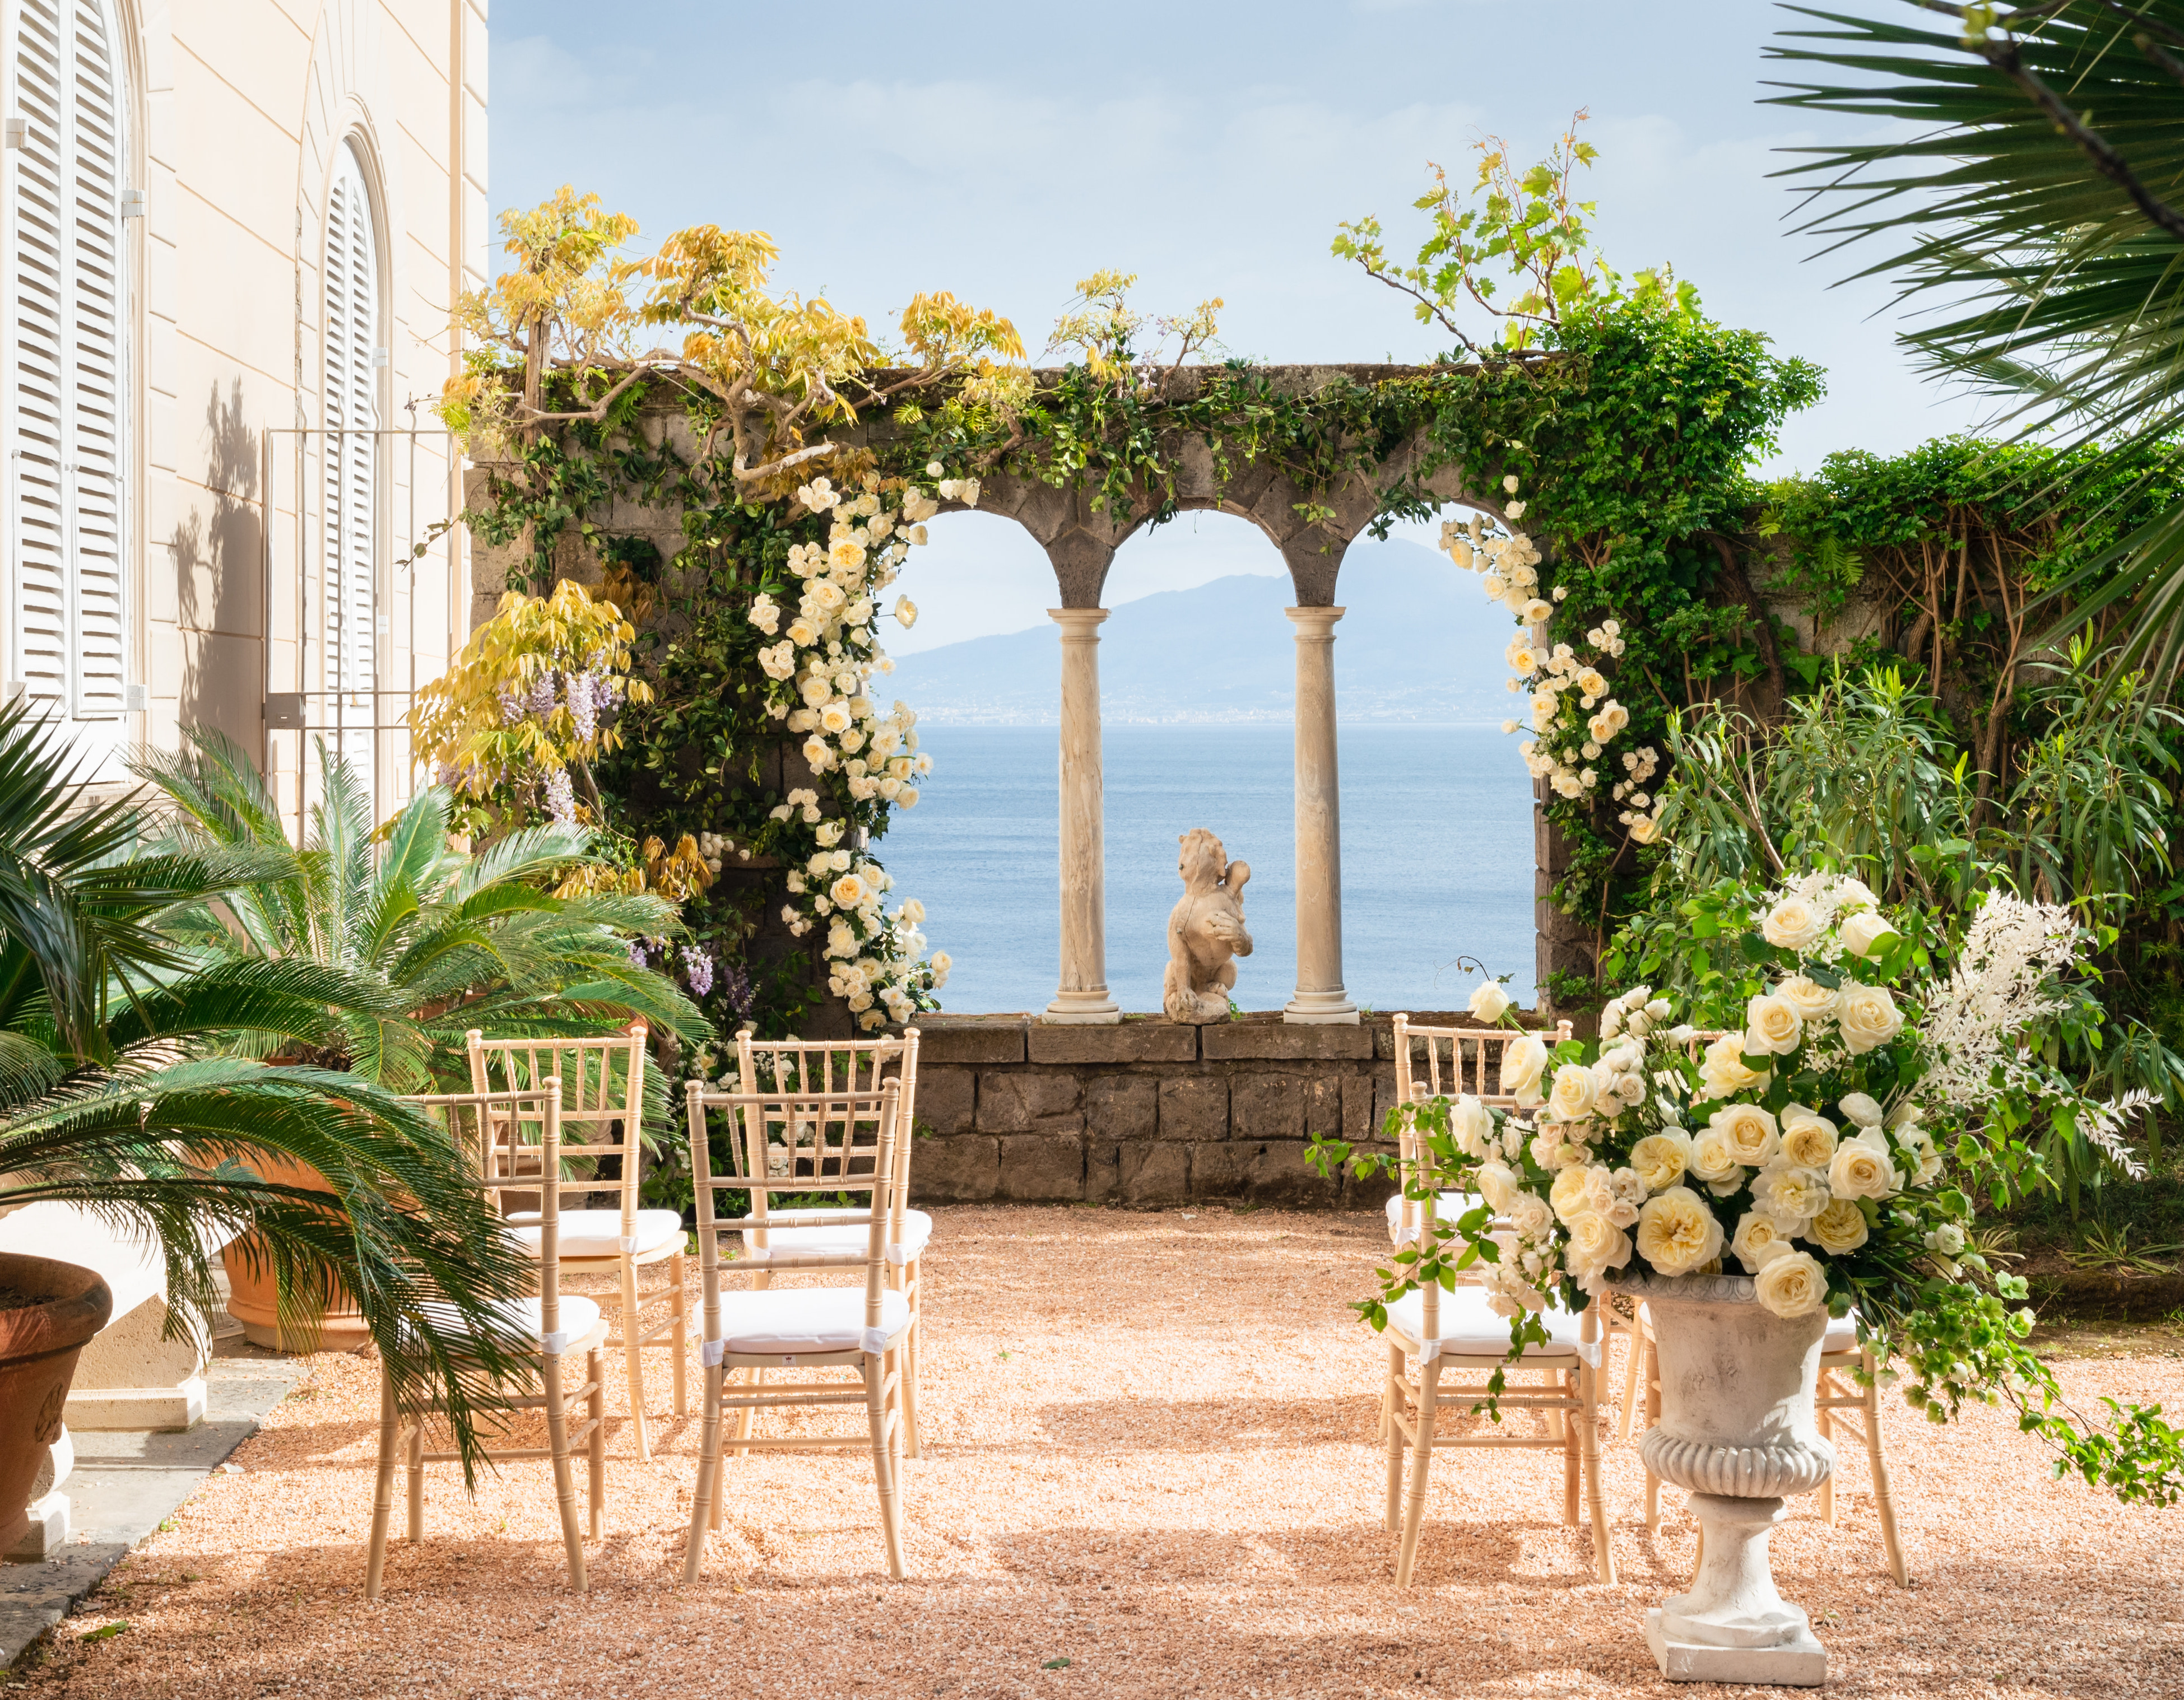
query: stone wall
[{"left": 909, "top": 1010, "right": 1526, "bottom": 1208}]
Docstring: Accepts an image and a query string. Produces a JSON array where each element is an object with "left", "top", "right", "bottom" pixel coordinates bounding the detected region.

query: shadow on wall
[{"left": 170, "top": 380, "right": 267, "bottom": 754}]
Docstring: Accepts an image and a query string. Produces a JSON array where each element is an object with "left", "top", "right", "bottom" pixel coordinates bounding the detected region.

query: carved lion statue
[{"left": 1164, "top": 827, "right": 1253, "bottom": 1024}]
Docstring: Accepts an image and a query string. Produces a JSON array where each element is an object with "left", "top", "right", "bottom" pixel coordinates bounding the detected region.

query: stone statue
[{"left": 1164, "top": 828, "right": 1253, "bottom": 1023}]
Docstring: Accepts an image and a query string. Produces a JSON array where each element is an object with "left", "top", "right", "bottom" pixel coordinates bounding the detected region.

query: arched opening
[
  {"left": 872, "top": 502, "right": 1537, "bottom": 1015},
  {"left": 322, "top": 136, "right": 383, "bottom": 810},
  {"left": 3, "top": 0, "right": 132, "bottom": 773}
]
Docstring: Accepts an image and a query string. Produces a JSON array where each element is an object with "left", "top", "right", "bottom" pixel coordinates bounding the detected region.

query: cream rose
[
  {"left": 1548, "top": 1061, "right": 1598, "bottom": 1123},
  {"left": 1469, "top": 981, "right": 1512, "bottom": 1023},
  {"left": 1499, "top": 1035, "right": 1550, "bottom": 1104},
  {"left": 1688, "top": 1127, "right": 1743, "bottom": 1190},
  {"left": 1550, "top": 1163, "right": 1613, "bottom": 1225},
  {"left": 1838, "top": 984, "right": 1905, "bottom": 1055},
  {"left": 1711, "top": 1102, "right": 1781, "bottom": 1167},
  {"left": 1762, "top": 895, "right": 1824, "bottom": 952},
  {"left": 1828, "top": 1134, "right": 1901, "bottom": 1201},
  {"left": 1697, "top": 1033, "right": 1769, "bottom": 1101},
  {"left": 1506, "top": 1191, "right": 1555, "bottom": 1242},
  {"left": 1731, "top": 1210, "right": 1796, "bottom": 1273},
  {"left": 1564, "top": 1210, "right": 1633, "bottom": 1290},
  {"left": 1754, "top": 1249, "right": 1828, "bottom": 1319},
  {"left": 1808, "top": 1198, "right": 1871, "bottom": 1255},
  {"left": 1753, "top": 1160, "right": 1830, "bottom": 1224},
  {"left": 1451, "top": 1094, "right": 1493, "bottom": 1159},
  {"left": 1635, "top": 1187, "right": 1726, "bottom": 1276},
  {"left": 1629, "top": 1129, "right": 1693, "bottom": 1193},
  {"left": 1839, "top": 910, "right": 1899, "bottom": 959},
  {"left": 1745, "top": 991, "right": 1804, "bottom": 1057},
  {"left": 1777, "top": 975, "right": 1841, "bottom": 1025},
  {"left": 1779, "top": 1110, "right": 1839, "bottom": 1171},
  {"left": 1476, "top": 1162, "right": 1521, "bottom": 1214},
  {"left": 1838, "top": 1091, "right": 1885, "bottom": 1128}
]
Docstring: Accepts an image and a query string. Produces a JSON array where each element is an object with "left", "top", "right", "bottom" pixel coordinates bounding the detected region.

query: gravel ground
[{"left": 13, "top": 1206, "right": 2182, "bottom": 1698}]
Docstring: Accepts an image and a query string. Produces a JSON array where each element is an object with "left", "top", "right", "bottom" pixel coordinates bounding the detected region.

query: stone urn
[
  {"left": 1612, "top": 1270, "right": 1833, "bottom": 1687},
  {"left": 0, "top": 1252, "right": 112, "bottom": 1553}
]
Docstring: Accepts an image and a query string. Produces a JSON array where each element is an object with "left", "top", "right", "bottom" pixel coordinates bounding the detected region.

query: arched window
[
  {"left": 6, "top": 0, "right": 129, "bottom": 749},
  {"left": 323, "top": 139, "right": 379, "bottom": 798}
]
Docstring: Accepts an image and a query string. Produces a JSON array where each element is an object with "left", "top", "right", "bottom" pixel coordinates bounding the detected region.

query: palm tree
[
  {"left": 134, "top": 728, "right": 706, "bottom": 1117},
  {"left": 1767, "top": 1, "right": 2184, "bottom": 669},
  {"left": 0, "top": 707, "right": 534, "bottom": 1472}
]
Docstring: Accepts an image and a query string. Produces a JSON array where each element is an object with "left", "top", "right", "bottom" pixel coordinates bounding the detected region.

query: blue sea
[{"left": 873, "top": 724, "right": 1536, "bottom": 1016}]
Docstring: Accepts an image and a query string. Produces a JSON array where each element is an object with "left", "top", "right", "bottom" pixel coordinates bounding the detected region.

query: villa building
[{"left": 0, "top": 0, "right": 485, "bottom": 812}]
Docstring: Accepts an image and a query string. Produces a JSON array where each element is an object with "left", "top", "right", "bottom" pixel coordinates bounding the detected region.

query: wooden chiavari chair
[
  {"left": 1382, "top": 1014, "right": 1574, "bottom": 1247},
  {"left": 681, "top": 1079, "right": 910, "bottom": 1583},
  {"left": 467, "top": 1023, "right": 688, "bottom": 1461},
  {"left": 733, "top": 1028, "right": 927, "bottom": 1456},
  {"left": 1379, "top": 1167, "right": 1616, "bottom": 1588},
  {"left": 366, "top": 1086, "right": 607, "bottom": 1599}
]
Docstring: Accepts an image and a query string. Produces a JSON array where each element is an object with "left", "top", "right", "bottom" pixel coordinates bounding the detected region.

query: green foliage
[{"left": 0, "top": 707, "right": 541, "bottom": 1477}]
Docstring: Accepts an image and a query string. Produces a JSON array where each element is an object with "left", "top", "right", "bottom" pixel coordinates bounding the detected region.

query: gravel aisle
[{"left": 15, "top": 1207, "right": 2182, "bottom": 1698}]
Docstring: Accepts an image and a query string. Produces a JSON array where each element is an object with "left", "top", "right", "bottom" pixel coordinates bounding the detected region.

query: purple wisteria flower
[
  {"left": 718, "top": 962, "right": 755, "bottom": 1018},
  {"left": 628, "top": 939, "right": 649, "bottom": 969},
  {"left": 681, "top": 946, "right": 714, "bottom": 999},
  {"left": 543, "top": 766, "right": 578, "bottom": 823},
  {"left": 566, "top": 670, "right": 598, "bottom": 743},
  {"left": 528, "top": 670, "right": 559, "bottom": 718}
]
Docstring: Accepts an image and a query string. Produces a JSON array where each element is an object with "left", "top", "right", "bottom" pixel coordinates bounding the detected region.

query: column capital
[
  {"left": 1048, "top": 606, "right": 1111, "bottom": 635},
  {"left": 1284, "top": 605, "right": 1346, "bottom": 636}
]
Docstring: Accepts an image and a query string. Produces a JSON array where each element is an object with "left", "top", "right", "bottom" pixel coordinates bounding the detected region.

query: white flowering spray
[{"left": 1306, "top": 870, "right": 2182, "bottom": 1504}]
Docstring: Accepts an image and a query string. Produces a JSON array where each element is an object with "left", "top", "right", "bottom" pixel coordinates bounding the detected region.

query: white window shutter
[
  {"left": 5, "top": 0, "right": 129, "bottom": 745},
  {"left": 323, "top": 143, "right": 378, "bottom": 802}
]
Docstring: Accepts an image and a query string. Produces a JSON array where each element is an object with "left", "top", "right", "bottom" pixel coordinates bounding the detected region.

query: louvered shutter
[
  {"left": 322, "top": 143, "right": 378, "bottom": 799},
  {"left": 6, "top": 0, "right": 128, "bottom": 748}
]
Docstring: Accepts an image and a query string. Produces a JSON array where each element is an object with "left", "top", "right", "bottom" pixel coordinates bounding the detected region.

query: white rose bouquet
[{"left": 1310, "top": 868, "right": 2184, "bottom": 1504}]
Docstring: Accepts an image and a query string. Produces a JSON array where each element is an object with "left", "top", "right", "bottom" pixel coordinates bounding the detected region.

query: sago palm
[
  {"left": 134, "top": 728, "right": 706, "bottom": 1109},
  {"left": 0, "top": 707, "right": 533, "bottom": 1472},
  {"left": 1767, "top": 1, "right": 2184, "bottom": 671}
]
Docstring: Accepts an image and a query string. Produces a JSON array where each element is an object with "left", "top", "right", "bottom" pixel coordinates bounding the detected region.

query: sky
[{"left": 488, "top": 0, "right": 1979, "bottom": 651}]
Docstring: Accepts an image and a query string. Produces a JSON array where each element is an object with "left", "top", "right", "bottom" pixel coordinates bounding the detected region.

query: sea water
[{"left": 873, "top": 724, "right": 1536, "bottom": 1016}]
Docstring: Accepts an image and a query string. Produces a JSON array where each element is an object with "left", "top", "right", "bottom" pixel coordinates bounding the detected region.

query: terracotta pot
[
  {"left": 219, "top": 1152, "right": 373, "bottom": 1352},
  {"left": 0, "top": 1252, "right": 111, "bottom": 1552},
  {"left": 1611, "top": 1270, "right": 1834, "bottom": 1688}
]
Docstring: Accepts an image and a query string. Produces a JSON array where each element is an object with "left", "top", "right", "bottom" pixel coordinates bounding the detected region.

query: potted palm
[
  {"left": 0, "top": 707, "right": 566, "bottom": 1540},
  {"left": 131, "top": 730, "right": 705, "bottom": 1348}
]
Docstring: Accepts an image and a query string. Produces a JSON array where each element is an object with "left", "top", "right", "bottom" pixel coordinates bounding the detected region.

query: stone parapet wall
[{"left": 909, "top": 1010, "right": 1527, "bottom": 1208}]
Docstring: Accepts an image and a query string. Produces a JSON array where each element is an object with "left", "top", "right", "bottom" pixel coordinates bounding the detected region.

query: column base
[
  {"left": 1282, "top": 993, "right": 1359, "bottom": 1026},
  {"left": 1042, "top": 992, "right": 1121, "bottom": 1026}
]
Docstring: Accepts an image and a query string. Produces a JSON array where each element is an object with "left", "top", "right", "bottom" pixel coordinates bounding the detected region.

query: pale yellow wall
[{"left": 3, "top": 0, "right": 486, "bottom": 816}]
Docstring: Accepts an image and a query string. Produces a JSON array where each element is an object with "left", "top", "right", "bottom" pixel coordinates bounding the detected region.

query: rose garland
[
  {"left": 744, "top": 465, "right": 972, "bottom": 1030},
  {"left": 1440, "top": 474, "right": 1666, "bottom": 846}
]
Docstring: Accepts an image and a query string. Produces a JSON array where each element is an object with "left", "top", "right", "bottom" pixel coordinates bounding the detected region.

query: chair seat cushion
[
  {"left": 740, "top": 1208, "right": 933, "bottom": 1262},
  {"left": 1386, "top": 1285, "right": 1583, "bottom": 1358},
  {"left": 713, "top": 1287, "right": 910, "bottom": 1356},
  {"left": 413, "top": 1294, "right": 603, "bottom": 1356},
  {"left": 504, "top": 1208, "right": 685, "bottom": 1260},
  {"left": 1382, "top": 1191, "right": 1484, "bottom": 1241}
]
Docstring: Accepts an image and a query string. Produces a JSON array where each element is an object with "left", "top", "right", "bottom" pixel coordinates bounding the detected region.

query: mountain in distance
[{"left": 887, "top": 538, "right": 1517, "bottom": 725}]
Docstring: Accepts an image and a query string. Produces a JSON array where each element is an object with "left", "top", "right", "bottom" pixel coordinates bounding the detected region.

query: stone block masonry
[{"left": 907, "top": 1010, "right": 1536, "bottom": 1207}]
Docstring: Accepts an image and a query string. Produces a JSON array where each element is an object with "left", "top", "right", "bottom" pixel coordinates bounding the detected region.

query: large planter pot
[
  {"left": 219, "top": 1153, "right": 372, "bottom": 1352},
  {"left": 0, "top": 1252, "right": 112, "bottom": 1552},
  {"left": 1611, "top": 1270, "right": 1834, "bottom": 1688}
]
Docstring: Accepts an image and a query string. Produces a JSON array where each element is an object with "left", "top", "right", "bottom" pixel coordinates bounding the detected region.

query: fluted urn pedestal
[{"left": 1610, "top": 1271, "right": 1834, "bottom": 1687}]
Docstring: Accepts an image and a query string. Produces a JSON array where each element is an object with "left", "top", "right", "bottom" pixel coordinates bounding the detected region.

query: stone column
[
  {"left": 1284, "top": 606, "right": 1358, "bottom": 1024},
  {"left": 1044, "top": 608, "right": 1120, "bottom": 1024}
]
